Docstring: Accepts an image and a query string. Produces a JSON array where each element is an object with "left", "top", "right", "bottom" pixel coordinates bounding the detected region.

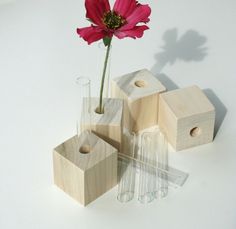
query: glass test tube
[
  {"left": 98, "top": 42, "right": 112, "bottom": 98},
  {"left": 155, "top": 130, "right": 168, "bottom": 199},
  {"left": 117, "top": 133, "right": 136, "bottom": 203},
  {"left": 138, "top": 133, "right": 157, "bottom": 203},
  {"left": 76, "top": 77, "right": 91, "bottom": 153}
]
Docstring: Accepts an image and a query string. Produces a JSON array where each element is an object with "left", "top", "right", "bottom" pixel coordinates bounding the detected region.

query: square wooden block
[
  {"left": 111, "top": 69, "right": 166, "bottom": 133},
  {"left": 158, "top": 85, "right": 215, "bottom": 151},
  {"left": 53, "top": 131, "right": 117, "bottom": 206},
  {"left": 81, "top": 98, "right": 123, "bottom": 151}
]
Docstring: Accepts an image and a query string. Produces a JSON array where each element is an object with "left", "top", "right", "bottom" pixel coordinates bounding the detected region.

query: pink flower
[{"left": 77, "top": 0, "right": 151, "bottom": 44}]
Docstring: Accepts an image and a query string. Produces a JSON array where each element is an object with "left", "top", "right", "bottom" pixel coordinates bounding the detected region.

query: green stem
[{"left": 98, "top": 40, "right": 112, "bottom": 114}]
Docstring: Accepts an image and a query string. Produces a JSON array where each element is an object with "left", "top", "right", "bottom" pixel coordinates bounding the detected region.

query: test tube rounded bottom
[{"left": 117, "top": 160, "right": 135, "bottom": 202}]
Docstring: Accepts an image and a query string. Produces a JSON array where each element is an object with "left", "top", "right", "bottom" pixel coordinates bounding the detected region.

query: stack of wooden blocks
[{"left": 53, "top": 69, "right": 215, "bottom": 206}]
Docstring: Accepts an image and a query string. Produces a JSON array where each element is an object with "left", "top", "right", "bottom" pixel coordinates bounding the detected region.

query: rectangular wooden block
[
  {"left": 158, "top": 85, "right": 215, "bottom": 151},
  {"left": 81, "top": 98, "right": 123, "bottom": 151},
  {"left": 111, "top": 69, "right": 166, "bottom": 133},
  {"left": 53, "top": 131, "right": 117, "bottom": 206}
]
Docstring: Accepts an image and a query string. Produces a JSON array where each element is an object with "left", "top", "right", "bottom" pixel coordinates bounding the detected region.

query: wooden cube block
[
  {"left": 53, "top": 131, "right": 117, "bottom": 206},
  {"left": 81, "top": 98, "right": 123, "bottom": 151},
  {"left": 111, "top": 69, "right": 166, "bottom": 133},
  {"left": 158, "top": 85, "right": 215, "bottom": 151}
]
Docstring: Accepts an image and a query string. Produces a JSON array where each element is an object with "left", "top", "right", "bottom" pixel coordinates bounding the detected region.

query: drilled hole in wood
[
  {"left": 95, "top": 107, "right": 104, "bottom": 114},
  {"left": 79, "top": 145, "right": 91, "bottom": 154},
  {"left": 190, "top": 127, "right": 201, "bottom": 137},
  {"left": 134, "top": 80, "right": 147, "bottom": 88}
]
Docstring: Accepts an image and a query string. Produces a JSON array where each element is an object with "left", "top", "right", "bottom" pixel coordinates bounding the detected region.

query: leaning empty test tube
[
  {"left": 117, "top": 133, "right": 137, "bottom": 203},
  {"left": 138, "top": 133, "right": 157, "bottom": 203},
  {"left": 76, "top": 76, "right": 92, "bottom": 152},
  {"left": 155, "top": 130, "right": 168, "bottom": 199}
]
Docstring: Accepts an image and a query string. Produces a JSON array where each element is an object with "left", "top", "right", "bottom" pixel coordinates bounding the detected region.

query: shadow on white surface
[
  {"left": 153, "top": 73, "right": 179, "bottom": 91},
  {"left": 151, "top": 28, "right": 208, "bottom": 74},
  {"left": 203, "top": 89, "right": 227, "bottom": 138},
  {"left": 149, "top": 28, "right": 226, "bottom": 140}
]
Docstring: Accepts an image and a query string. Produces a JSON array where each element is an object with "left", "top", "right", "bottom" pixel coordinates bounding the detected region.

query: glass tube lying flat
[
  {"left": 118, "top": 153, "right": 188, "bottom": 188},
  {"left": 117, "top": 133, "right": 136, "bottom": 203}
]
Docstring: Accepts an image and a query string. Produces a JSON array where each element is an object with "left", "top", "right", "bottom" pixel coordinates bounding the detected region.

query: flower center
[{"left": 103, "top": 11, "right": 126, "bottom": 30}]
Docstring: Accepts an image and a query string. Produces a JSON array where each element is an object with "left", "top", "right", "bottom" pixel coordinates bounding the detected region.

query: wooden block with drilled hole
[
  {"left": 158, "top": 85, "right": 215, "bottom": 151},
  {"left": 111, "top": 69, "right": 166, "bottom": 133},
  {"left": 81, "top": 98, "right": 123, "bottom": 151},
  {"left": 53, "top": 131, "right": 117, "bottom": 206}
]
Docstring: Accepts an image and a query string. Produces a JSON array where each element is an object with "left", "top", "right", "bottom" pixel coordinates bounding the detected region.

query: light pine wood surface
[
  {"left": 81, "top": 98, "right": 123, "bottom": 151},
  {"left": 111, "top": 69, "right": 166, "bottom": 133},
  {"left": 158, "top": 85, "right": 215, "bottom": 151},
  {"left": 53, "top": 131, "right": 117, "bottom": 206}
]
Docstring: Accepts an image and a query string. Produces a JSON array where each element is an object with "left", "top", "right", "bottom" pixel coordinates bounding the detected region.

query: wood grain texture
[
  {"left": 158, "top": 85, "right": 215, "bottom": 151},
  {"left": 81, "top": 98, "right": 123, "bottom": 151},
  {"left": 53, "top": 131, "right": 117, "bottom": 206},
  {"left": 111, "top": 69, "right": 166, "bottom": 133}
]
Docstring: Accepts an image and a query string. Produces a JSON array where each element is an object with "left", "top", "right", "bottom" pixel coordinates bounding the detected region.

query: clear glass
[
  {"left": 138, "top": 133, "right": 157, "bottom": 203},
  {"left": 137, "top": 129, "right": 168, "bottom": 202},
  {"left": 98, "top": 42, "right": 112, "bottom": 100},
  {"left": 76, "top": 77, "right": 91, "bottom": 149},
  {"left": 117, "top": 133, "right": 136, "bottom": 203},
  {"left": 155, "top": 130, "right": 168, "bottom": 199},
  {"left": 118, "top": 153, "right": 188, "bottom": 188}
]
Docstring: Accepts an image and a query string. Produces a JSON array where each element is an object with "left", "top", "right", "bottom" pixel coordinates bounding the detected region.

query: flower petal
[
  {"left": 114, "top": 25, "right": 149, "bottom": 39},
  {"left": 120, "top": 4, "right": 151, "bottom": 31},
  {"left": 85, "top": 0, "right": 110, "bottom": 27},
  {"left": 113, "top": 0, "right": 138, "bottom": 18},
  {"left": 77, "top": 26, "right": 106, "bottom": 44}
]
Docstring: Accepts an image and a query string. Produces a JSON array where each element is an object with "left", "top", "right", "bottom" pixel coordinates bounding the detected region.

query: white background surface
[{"left": 0, "top": 0, "right": 236, "bottom": 228}]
